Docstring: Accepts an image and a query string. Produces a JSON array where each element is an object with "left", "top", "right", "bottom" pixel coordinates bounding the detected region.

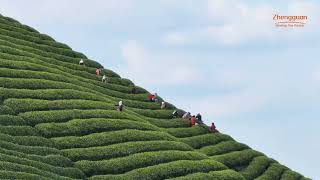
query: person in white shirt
[
  {"left": 182, "top": 112, "right": 191, "bottom": 119},
  {"left": 118, "top": 100, "right": 124, "bottom": 112},
  {"left": 79, "top": 59, "right": 84, "bottom": 65},
  {"left": 161, "top": 101, "right": 166, "bottom": 109},
  {"left": 102, "top": 75, "right": 109, "bottom": 83}
]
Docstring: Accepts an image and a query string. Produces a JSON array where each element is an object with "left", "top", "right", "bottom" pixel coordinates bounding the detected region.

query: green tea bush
[
  {"left": 179, "top": 133, "right": 233, "bottom": 149},
  {"left": 0, "top": 20, "right": 53, "bottom": 40},
  {"left": 0, "top": 140, "right": 61, "bottom": 156},
  {"left": 0, "top": 115, "right": 25, "bottom": 126},
  {"left": 211, "top": 149, "right": 263, "bottom": 170},
  {"left": 163, "top": 125, "right": 209, "bottom": 138},
  {"left": 4, "top": 99, "right": 115, "bottom": 113},
  {"left": 0, "top": 133, "right": 53, "bottom": 147},
  {"left": 146, "top": 118, "right": 190, "bottom": 128},
  {"left": 62, "top": 140, "right": 193, "bottom": 162},
  {"left": 0, "top": 77, "right": 98, "bottom": 93},
  {"left": 0, "top": 52, "right": 130, "bottom": 91},
  {"left": 20, "top": 109, "right": 134, "bottom": 126},
  {"left": 0, "top": 105, "right": 15, "bottom": 115},
  {"left": 0, "top": 59, "right": 47, "bottom": 72},
  {"left": 0, "top": 170, "right": 50, "bottom": 180},
  {"left": 0, "top": 161, "right": 76, "bottom": 179},
  {"left": 89, "top": 159, "right": 227, "bottom": 180},
  {"left": 0, "top": 88, "right": 106, "bottom": 103},
  {"left": 280, "top": 170, "right": 302, "bottom": 180},
  {"left": 169, "top": 169, "right": 245, "bottom": 180},
  {"left": 255, "top": 163, "right": 287, "bottom": 180},
  {"left": 0, "top": 153, "right": 85, "bottom": 179},
  {"left": 0, "top": 65, "right": 148, "bottom": 105},
  {"left": 0, "top": 15, "right": 39, "bottom": 32},
  {"left": 0, "top": 32, "right": 83, "bottom": 59},
  {"left": 0, "top": 66, "right": 137, "bottom": 97},
  {"left": 76, "top": 150, "right": 208, "bottom": 176},
  {"left": 53, "top": 129, "right": 175, "bottom": 150},
  {"left": 36, "top": 118, "right": 158, "bottom": 138},
  {"left": 0, "top": 147, "right": 72, "bottom": 168},
  {"left": 130, "top": 108, "right": 173, "bottom": 119},
  {"left": 0, "top": 45, "right": 110, "bottom": 77},
  {"left": 0, "top": 125, "right": 37, "bottom": 136},
  {"left": 240, "top": 156, "right": 275, "bottom": 179},
  {"left": 199, "top": 141, "right": 249, "bottom": 156},
  {"left": 0, "top": 39, "right": 94, "bottom": 68},
  {"left": 0, "top": 33, "right": 85, "bottom": 58}
]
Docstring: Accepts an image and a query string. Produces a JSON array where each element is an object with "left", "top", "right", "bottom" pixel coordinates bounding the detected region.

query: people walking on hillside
[
  {"left": 210, "top": 122, "right": 219, "bottom": 133},
  {"left": 79, "top": 59, "right": 84, "bottom": 65},
  {"left": 96, "top": 68, "right": 102, "bottom": 76},
  {"left": 172, "top": 110, "right": 179, "bottom": 118},
  {"left": 102, "top": 75, "right": 109, "bottom": 83},
  {"left": 182, "top": 112, "right": 191, "bottom": 119},
  {"left": 117, "top": 100, "right": 124, "bottom": 112},
  {"left": 196, "top": 113, "right": 204, "bottom": 124},
  {"left": 191, "top": 115, "right": 196, "bottom": 126},
  {"left": 161, "top": 101, "right": 166, "bottom": 109}
]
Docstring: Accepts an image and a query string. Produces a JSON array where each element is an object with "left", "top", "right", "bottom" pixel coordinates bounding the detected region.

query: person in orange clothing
[
  {"left": 210, "top": 122, "right": 219, "bottom": 133},
  {"left": 191, "top": 115, "right": 196, "bottom": 126}
]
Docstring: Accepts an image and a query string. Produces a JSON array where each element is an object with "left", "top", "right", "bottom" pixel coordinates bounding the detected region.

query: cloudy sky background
[{"left": 0, "top": 0, "right": 319, "bottom": 178}]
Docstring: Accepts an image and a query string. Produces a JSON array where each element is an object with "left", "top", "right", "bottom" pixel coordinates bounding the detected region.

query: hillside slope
[{"left": 0, "top": 14, "right": 310, "bottom": 180}]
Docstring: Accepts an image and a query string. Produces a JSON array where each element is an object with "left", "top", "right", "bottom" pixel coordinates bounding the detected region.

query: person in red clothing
[
  {"left": 191, "top": 115, "right": 196, "bottom": 126},
  {"left": 148, "top": 94, "right": 155, "bottom": 101},
  {"left": 210, "top": 122, "right": 219, "bottom": 133}
]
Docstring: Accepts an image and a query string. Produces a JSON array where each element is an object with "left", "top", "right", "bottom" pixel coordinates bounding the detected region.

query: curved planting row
[
  {"left": 36, "top": 118, "right": 158, "bottom": 138},
  {"left": 211, "top": 149, "right": 263, "bottom": 171},
  {"left": 62, "top": 140, "right": 193, "bottom": 162},
  {"left": 255, "top": 163, "right": 287, "bottom": 180},
  {"left": 0, "top": 147, "right": 73, "bottom": 168},
  {"left": 0, "top": 140, "right": 61, "bottom": 156},
  {"left": 240, "top": 156, "right": 275, "bottom": 179},
  {"left": 19, "top": 109, "right": 141, "bottom": 126},
  {"left": 0, "top": 161, "right": 78, "bottom": 180},
  {"left": 179, "top": 133, "right": 233, "bottom": 149},
  {"left": 163, "top": 125, "right": 210, "bottom": 138},
  {"left": 0, "top": 37, "right": 100, "bottom": 69},
  {"left": 0, "top": 125, "right": 37, "bottom": 136},
  {"left": 169, "top": 169, "right": 245, "bottom": 180},
  {"left": 199, "top": 140, "right": 249, "bottom": 156},
  {"left": 0, "top": 170, "right": 52, "bottom": 180},
  {"left": 76, "top": 150, "right": 208, "bottom": 176},
  {"left": 0, "top": 153, "right": 85, "bottom": 179},
  {"left": 53, "top": 129, "right": 176, "bottom": 150},
  {"left": 89, "top": 159, "right": 228, "bottom": 180}
]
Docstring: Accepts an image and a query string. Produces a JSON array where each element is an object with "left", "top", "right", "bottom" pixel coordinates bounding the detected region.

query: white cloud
[
  {"left": 312, "top": 70, "right": 320, "bottom": 82},
  {"left": 162, "top": 32, "right": 189, "bottom": 45},
  {"left": 161, "top": 0, "right": 320, "bottom": 46},
  {"left": 118, "top": 40, "right": 204, "bottom": 86},
  {"left": 0, "top": 0, "right": 134, "bottom": 25}
]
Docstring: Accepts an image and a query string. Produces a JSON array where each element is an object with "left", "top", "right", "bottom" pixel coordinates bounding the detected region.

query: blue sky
[{"left": 0, "top": 0, "right": 319, "bottom": 178}]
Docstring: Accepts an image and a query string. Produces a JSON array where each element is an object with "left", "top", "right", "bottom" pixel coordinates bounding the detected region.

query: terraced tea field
[{"left": 0, "top": 14, "right": 310, "bottom": 179}]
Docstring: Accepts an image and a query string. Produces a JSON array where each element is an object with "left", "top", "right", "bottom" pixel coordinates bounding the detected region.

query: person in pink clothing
[
  {"left": 191, "top": 115, "right": 196, "bottom": 126},
  {"left": 210, "top": 122, "right": 219, "bottom": 133},
  {"left": 96, "top": 68, "right": 101, "bottom": 76}
]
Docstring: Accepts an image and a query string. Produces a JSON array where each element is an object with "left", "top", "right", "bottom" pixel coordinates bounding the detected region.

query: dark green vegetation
[{"left": 0, "top": 14, "right": 309, "bottom": 179}]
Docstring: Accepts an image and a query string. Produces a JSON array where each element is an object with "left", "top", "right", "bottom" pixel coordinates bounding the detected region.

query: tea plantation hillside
[{"left": 0, "top": 14, "right": 310, "bottom": 180}]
